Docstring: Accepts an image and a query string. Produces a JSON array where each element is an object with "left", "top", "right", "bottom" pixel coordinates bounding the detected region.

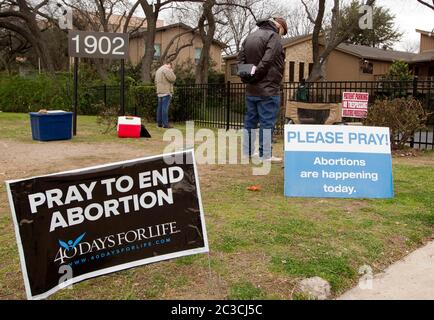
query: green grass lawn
[{"left": 0, "top": 112, "right": 434, "bottom": 300}]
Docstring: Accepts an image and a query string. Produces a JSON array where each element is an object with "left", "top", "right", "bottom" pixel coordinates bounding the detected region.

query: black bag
[
  {"left": 237, "top": 64, "right": 255, "bottom": 84},
  {"left": 140, "top": 125, "right": 151, "bottom": 138}
]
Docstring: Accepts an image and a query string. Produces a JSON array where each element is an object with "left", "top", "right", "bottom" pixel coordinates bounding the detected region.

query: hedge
[
  {"left": 0, "top": 75, "right": 189, "bottom": 121},
  {"left": 128, "top": 85, "right": 188, "bottom": 122},
  {"left": 0, "top": 74, "right": 71, "bottom": 113}
]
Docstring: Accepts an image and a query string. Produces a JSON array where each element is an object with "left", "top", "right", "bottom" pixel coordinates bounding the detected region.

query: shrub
[
  {"left": 129, "top": 85, "right": 158, "bottom": 121},
  {"left": 0, "top": 73, "right": 118, "bottom": 115},
  {"left": 364, "top": 97, "right": 430, "bottom": 149},
  {"left": 0, "top": 74, "right": 71, "bottom": 113},
  {"left": 96, "top": 104, "right": 119, "bottom": 134},
  {"left": 129, "top": 85, "right": 188, "bottom": 123},
  {"left": 386, "top": 60, "right": 413, "bottom": 81}
]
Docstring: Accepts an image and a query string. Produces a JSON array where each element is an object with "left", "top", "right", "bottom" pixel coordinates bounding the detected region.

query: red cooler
[{"left": 117, "top": 116, "right": 141, "bottom": 138}]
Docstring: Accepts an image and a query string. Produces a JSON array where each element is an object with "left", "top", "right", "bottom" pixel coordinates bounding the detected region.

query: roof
[
  {"left": 335, "top": 43, "right": 417, "bottom": 62},
  {"left": 281, "top": 34, "right": 312, "bottom": 47},
  {"left": 410, "top": 51, "right": 434, "bottom": 63},
  {"left": 416, "top": 29, "right": 434, "bottom": 37},
  {"left": 131, "top": 23, "right": 227, "bottom": 48},
  {"left": 279, "top": 32, "right": 432, "bottom": 63},
  {"left": 223, "top": 33, "right": 434, "bottom": 63},
  {"left": 107, "top": 15, "right": 164, "bottom": 29}
]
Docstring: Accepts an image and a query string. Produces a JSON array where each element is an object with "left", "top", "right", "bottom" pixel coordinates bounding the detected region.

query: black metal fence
[
  {"left": 85, "top": 79, "right": 434, "bottom": 149},
  {"left": 176, "top": 79, "right": 434, "bottom": 149}
]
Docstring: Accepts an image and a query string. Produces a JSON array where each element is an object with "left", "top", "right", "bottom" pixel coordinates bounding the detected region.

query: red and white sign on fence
[{"left": 342, "top": 92, "right": 369, "bottom": 118}]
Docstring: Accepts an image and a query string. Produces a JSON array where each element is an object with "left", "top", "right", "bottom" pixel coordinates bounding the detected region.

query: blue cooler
[{"left": 29, "top": 111, "right": 73, "bottom": 141}]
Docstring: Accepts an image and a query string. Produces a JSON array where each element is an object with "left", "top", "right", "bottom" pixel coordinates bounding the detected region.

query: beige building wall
[
  {"left": 223, "top": 39, "right": 397, "bottom": 83},
  {"left": 128, "top": 27, "right": 222, "bottom": 72},
  {"left": 326, "top": 50, "right": 360, "bottom": 80},
  {"left": 326, "top": 50, "right": 392, "bottom": 81},
  {"left": 420, "top": 34, "right": 434, "bottom": 53},
  {"left": 284, "top": 40, "right": 313, "bottom": 82},
  {"left": 129, "top": 37, "right": 144, "bottom": 66}
]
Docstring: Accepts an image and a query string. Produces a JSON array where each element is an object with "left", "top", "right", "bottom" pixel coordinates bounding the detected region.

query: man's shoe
[
  {"left": 163, "top": 125, "right": 174, "bottom": 128},
  {"left": 157, "top": 124, "right": 163, "bottom": 128}
]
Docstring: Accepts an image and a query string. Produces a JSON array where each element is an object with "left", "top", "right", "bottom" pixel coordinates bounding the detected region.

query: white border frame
[{"left": 5, "top": 149, "right": 209, "bottom": 300}]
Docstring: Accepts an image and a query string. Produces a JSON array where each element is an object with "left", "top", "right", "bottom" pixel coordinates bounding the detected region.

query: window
[
  {"left": 230, "top": 63, "right": 238, "bottom": 76},
  {"left": 308, "top": 63, "right": 314, "bottom": 77},
  {"left": 289, "top": 61, "right": 295, "bottom": 82},
  {"left": 195, "top": 48, "right": 202, "bottom": 65},
  {"left": 154, "top": 44, "right": 161, "bottom": 60},
  {"left": 299, "top": 62, "right": 305, "bottom": 81},
  {"left": 360, "top": 60, "right": 373, "bottom": 74}
]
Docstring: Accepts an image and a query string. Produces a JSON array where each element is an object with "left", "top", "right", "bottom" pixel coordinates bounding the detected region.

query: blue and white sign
[{"left": 284, "top": 125, "right": 394, "bottom": 198}]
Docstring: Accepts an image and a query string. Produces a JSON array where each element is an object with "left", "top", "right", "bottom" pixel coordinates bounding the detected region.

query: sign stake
[
  {"left": 120, "top": 59, "right": 125, "bottom": 116},
  {"left": 73, "top": 57, "right": 78, "bottom": 136}
]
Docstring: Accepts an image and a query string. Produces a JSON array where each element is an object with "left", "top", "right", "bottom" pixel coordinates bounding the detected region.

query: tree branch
[
  {"left": 123, "top": 1, "right": 141, "bottom": 33},
  {"left": 417, "top": 0, "right": 434, "bottom": 10},
  {"left": 301, "top": 0, "right": 316, "bottom": 24},
  {"left": 35, "top": 0, "right": 49, "bottom": 11},
  {"left": 161, "top": 26, "right": 197, "bottom": 62},
  {"left": 0, "top": 20, "right": 35, "bottom": 45}
]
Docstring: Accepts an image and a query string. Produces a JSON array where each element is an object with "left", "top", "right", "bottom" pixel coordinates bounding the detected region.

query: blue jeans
[
  {"left": 157, "top": 95, "right": 171, "bottom": 127},
  {"left": 243, "top": 95, "right": 280, "bottom": 159}
]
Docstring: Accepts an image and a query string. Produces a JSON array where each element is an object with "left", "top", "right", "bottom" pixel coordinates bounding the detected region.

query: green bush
[
  {"left": 129, "top": 85, "right": 157, "bottom": 121},
  {"left": 364, "top": 97, "right": 430, "bottom": 149},
  {"left": 386, "top": 60, "right": 413, "bottom": 81},
  {"left": 0, "top": 73, "right": 120, "bottom": 115},
  {"left": 0, "top": 74, "right": 71, "bottom": 112},
  {"left": 129, "top": 85, "right": 188, "bottom": 122}
]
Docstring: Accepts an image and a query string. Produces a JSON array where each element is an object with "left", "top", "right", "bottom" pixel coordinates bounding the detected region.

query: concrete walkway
[{"left": 338, "top": 240, "right": 434, "bottom": 300}]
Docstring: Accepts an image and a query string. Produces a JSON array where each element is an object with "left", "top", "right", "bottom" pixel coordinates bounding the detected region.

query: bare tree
[
  {"left": 216, "top": 0, "right": 300, "bottom": 54},
  {"left": 193, "top": 0, "right": 217, "bottom": 84},
  {"left": 169, "top": 0, "right": 280, "bottom": 83},
  {"left": 284, "top": 0, "right": 314, "bottom": 38},
  {"left": 0, "top": 29, "right": 31, "bottom": 73},
  {"left": 62, "top": 0, "right": 135, "bottom": 33},
  {"left": 216, "top": 0, "right": 266, "bottom": 55},
  {"left": 0, "top": 0, "right": 57, "bottom": 72},
  {"left": 302, "top": 0, "right": 376, "bottom": 81},
  {"left": 61, "top": 0, "right": 135, "bottom": 79},
  {"left": 159, "top": 26, "right": 197, "bottom": 64},
  {"left": 134, "top": 0, "right": 203, "bottom": 83},
  {"left": 402, "top": 39, "right": 420, "bottom": 53}
]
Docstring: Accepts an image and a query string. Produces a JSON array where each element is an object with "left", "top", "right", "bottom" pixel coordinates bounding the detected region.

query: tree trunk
[
  {"left": 17, "top": 0, "right": 55, "bottom": 72},
  {"left": 195, "top": 0, "right": 215, "bottom": 84},
  {"left": 306, "top": 0, "right": 376, "bottom": 82},
  {"left": 139, "top": 1, "right": 158, "bottom": 84}
]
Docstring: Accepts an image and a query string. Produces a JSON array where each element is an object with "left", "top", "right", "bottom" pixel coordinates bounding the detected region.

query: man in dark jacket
[{"left": 238, "top": 17, "right": 287, "bottom": 163}]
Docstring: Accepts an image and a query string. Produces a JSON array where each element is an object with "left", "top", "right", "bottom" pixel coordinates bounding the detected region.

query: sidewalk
[{"left": 338, "top": 240, "right": 434, "bottom": 300}]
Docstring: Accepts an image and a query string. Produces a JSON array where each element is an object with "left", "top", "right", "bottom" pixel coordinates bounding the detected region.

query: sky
[
  {"left": 376, "top": 0, "right": 434, "bottom": 51},
  {"left": 157, "top": 0, "right": 434, "bottom": 52}
]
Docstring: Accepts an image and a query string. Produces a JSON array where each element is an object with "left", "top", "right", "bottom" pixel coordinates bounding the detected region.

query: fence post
[
  {"left": 412, "top": 76, "right": 418, "bottom": 97},
  {"left": 410, "top": 76, "right": 419, "bottom": 148},
  {"left": 103, "top": 84, "right": 107, "bottom": 108},
  {"left": 226, "top": 81, "right": 230, "bottom": 131}
]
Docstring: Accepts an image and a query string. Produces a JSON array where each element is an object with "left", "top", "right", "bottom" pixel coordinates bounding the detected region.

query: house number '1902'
[{"left": 68, "top": 30, "right": 129, "bottom": 60}]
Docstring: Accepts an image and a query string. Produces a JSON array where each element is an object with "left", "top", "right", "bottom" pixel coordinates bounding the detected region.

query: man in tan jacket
[{"left": 155, "top": 61, "right": 176, "bottom": 128}]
